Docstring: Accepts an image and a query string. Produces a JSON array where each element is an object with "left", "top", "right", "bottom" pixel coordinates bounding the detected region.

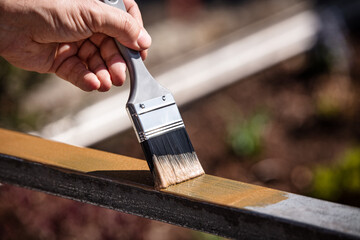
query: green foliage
[
  {"left": 227, "top": 111, "right": 268, "bottom": 158},
  {"left": 311, "top": 147, "right": 360, "bottom": 201},
  {"left": 315, "top": 95, "right": 341, "bottom": 119},
  {"left": 0, "top": 57, "right": 47, "bottom": 130}
]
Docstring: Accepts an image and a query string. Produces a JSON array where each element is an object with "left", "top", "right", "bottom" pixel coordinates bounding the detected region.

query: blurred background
[{"left": 1, "top": 0, "right": 360, "bottom": 239}]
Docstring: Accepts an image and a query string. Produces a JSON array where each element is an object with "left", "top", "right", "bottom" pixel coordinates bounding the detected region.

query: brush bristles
[
  {"left": 141, "top": 128, "right": 205, "bottom": 189},
  {"left": 153, "top": 152, "right": 204, "bottom": 188}
]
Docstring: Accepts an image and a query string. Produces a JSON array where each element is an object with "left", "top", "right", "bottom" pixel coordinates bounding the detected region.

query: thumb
[{"left": 90, "top": 1, "right": 151, "bottom": 50}]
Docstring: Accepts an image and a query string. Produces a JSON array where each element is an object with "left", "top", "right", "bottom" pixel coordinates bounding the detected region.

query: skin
[{"left": 0, "top": 0, "right": 151, "bottom": 91}]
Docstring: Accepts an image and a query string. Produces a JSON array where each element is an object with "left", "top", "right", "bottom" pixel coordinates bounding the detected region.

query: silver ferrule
[{"left": 126, "top": 93, "right": 184, "bottom": 142}]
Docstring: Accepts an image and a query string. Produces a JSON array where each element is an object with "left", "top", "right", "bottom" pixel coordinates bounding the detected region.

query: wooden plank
[{"left": 0, "top": 128, "right": 359, "bottom": 239}]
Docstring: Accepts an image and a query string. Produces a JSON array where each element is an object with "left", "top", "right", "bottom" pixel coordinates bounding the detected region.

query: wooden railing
[{"left": 0, "top": 128, "right": 359, "bottom": 239}]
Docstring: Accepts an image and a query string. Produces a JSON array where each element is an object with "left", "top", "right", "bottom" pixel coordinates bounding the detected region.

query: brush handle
[{"left": 101, "top": 0, "right": 168, "bottom": 104}]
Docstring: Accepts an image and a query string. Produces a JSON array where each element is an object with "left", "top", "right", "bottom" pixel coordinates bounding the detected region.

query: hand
[{"left": 0, "top": 0, "right": 151, "bottom": 91}]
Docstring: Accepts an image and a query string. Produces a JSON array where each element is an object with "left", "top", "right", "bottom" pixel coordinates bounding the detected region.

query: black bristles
[
  {"left": 141, "top": 128, "right": 194, "bottom": 165},
  {"left": 141, "top": 128, "right": 204, "bottom": 189}
]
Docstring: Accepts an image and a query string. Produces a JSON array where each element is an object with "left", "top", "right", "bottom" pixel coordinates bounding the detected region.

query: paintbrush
[{"left": 101, "top": 0, "right": 204, "bottom": 189}]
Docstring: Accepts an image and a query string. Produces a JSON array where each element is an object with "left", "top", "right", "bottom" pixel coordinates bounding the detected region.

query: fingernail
[{"left": 137, "top": 29, "right": 151, "bottom": 49}]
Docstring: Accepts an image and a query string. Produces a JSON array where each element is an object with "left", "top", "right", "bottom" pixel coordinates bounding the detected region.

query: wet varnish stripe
[
  {"left": 0, "top": 128, "right": 287, "bottom": 208},
  {"left": 164, "top": 175, "right": 287, "bottom": 208},
  {"left": 0, "top": 128, "right": 149, "bottom": 173}
]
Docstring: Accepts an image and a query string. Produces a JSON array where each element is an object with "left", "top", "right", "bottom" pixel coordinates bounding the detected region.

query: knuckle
[
  {"left": 78, "top": 41, "right": 97, "bottom": 61},
  {"left": 87, "top": 5, "right": 104, "bottom": 32},
  {"left": 119, "top": 14, "right": 138, "bottom": 40}
]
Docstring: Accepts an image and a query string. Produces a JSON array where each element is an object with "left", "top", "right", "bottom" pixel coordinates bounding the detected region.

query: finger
[
  {"left": 77, "top": 40, "right": 98, "bottom": 62},
  {"left": 91, "top": 32, "right": 147, "bottom": 61},
  {"left": 50, "top": 43, "right": 78, "bottom": 73},
  {"left": 140, "top": 49, "right": 148, "bottom": 60},
  {"left": 123, "top": 0, "right": 143, "bottom": 27},
  {"left": 56, "top": 56, "right": 100, "bottom": 91},
  {"left": 122, "top": 0, "right": 152, "bottom": 50},
  {"left": 77, "top": 39, "right": 112, "bottom": 91},
  {"left": 91, "top": 35, "right": 127, "bottom": 86},
  {"left": 99, "top": 37, "right": 127, "bottom": 86},
  {"left": 90, "top": 30, "right": 148, "bottom": 62},
  {"left": 88, "top": 53, "right": 112, "bottom": 92},
  {"left": 92, "top": 2, "right": 151, "bottom": 50},
  {"left": 89, "top": 33, "right": 107, "bottom": 47}
]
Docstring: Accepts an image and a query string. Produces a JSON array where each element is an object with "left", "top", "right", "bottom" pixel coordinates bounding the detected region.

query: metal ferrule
[{"left": 126, "top": 93, "right": 184, "bottom": 142}]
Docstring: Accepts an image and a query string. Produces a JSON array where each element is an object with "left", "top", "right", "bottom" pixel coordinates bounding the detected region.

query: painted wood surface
[{"left": 0, "top": 129, "right": 359, "bottom": 239}]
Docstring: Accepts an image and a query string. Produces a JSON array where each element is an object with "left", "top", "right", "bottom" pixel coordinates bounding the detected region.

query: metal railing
[{"left": 0, "top": 128, "right": 359, "bottom": 239}]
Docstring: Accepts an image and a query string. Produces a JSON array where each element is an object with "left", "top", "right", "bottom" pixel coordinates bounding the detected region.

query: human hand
[{"left": 0, "top": 0, "right": 151, "bottom": 91}]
